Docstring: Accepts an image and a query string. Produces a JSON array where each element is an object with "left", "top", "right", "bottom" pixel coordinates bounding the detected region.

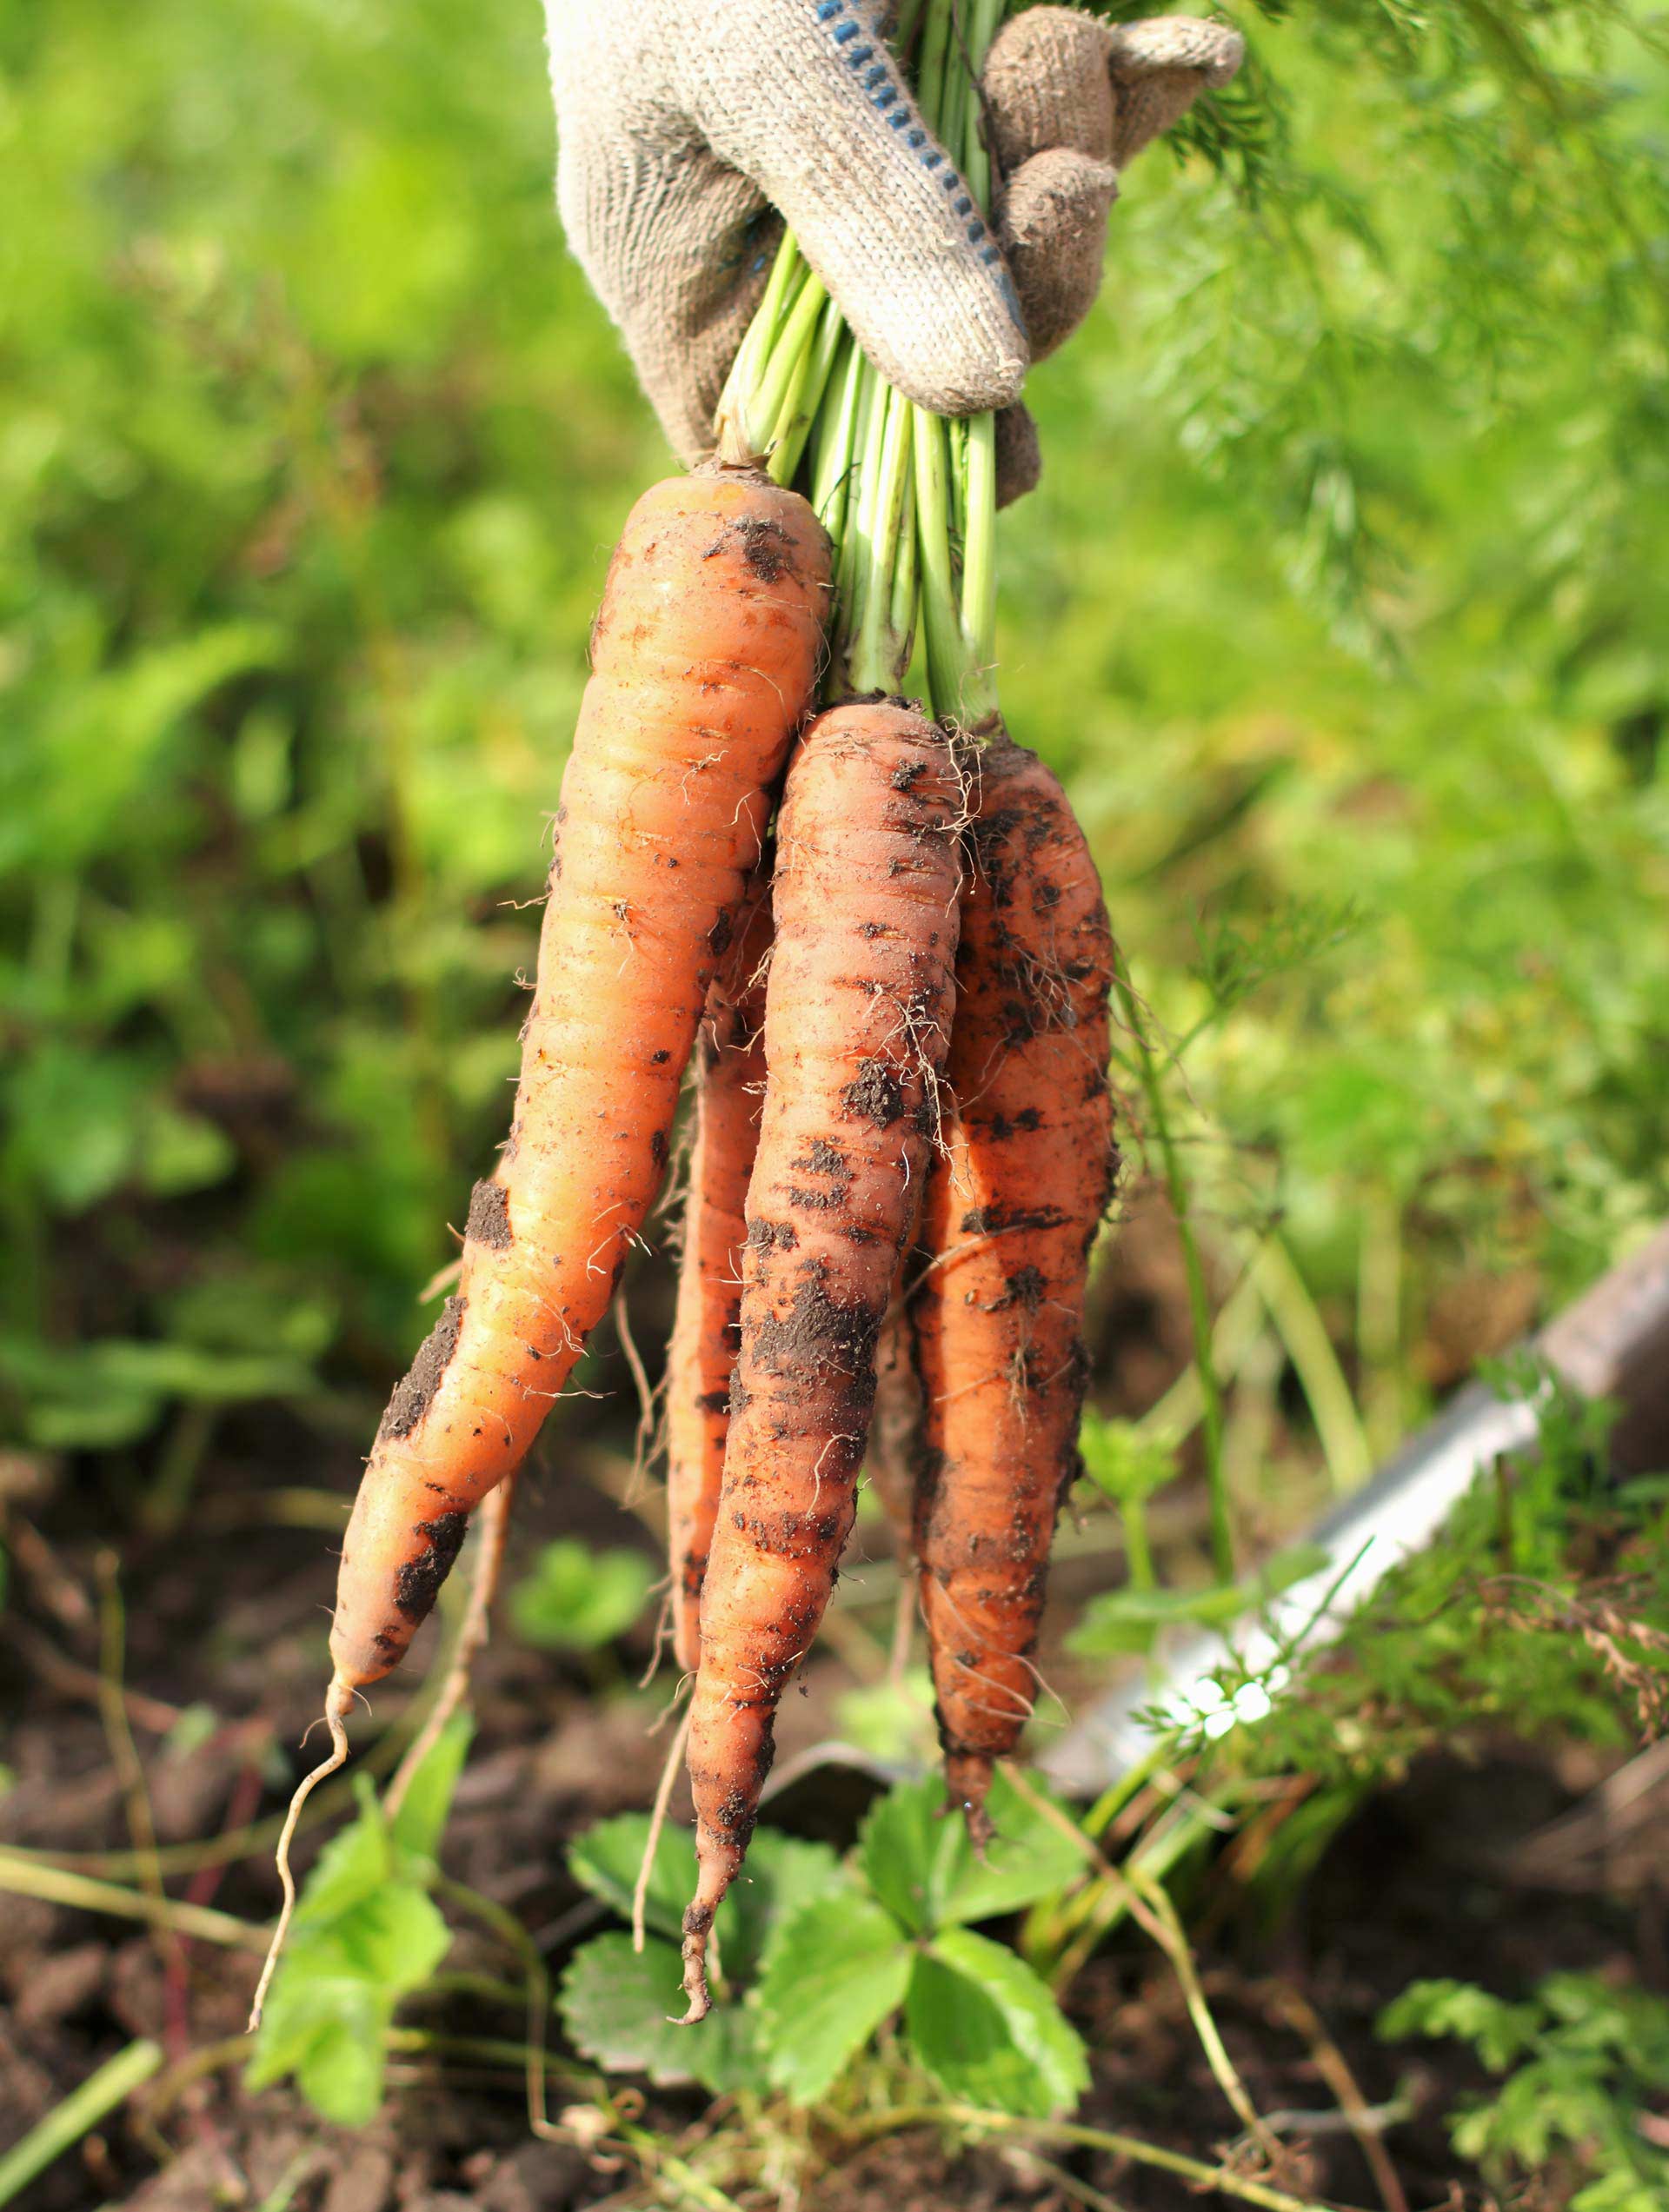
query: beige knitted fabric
[{"left": 543, "top": 2, "right": 1243, "bottom": 486}]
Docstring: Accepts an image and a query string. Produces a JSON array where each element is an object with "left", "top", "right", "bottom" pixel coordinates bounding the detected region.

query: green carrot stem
[
  {"left": 1123, "top": 1495, "right": 1157, "bottom": 1591},
  {"left": 844, "top": 378, "right": 915, "bottom": 694},
  {"left": 915, "top": 0, "right": 954, "bottom": 136},
  {"left": 715, "top": 229, "right": 806, "bottom": 458},
  {"left": 771, "top": 292, "right": 846, "bottom": 486},
  {"left": 718, "top": 0, "right": 1016, "bottom": 717},
  {"left": 912, "top": 409, "right": 961, "bottom": 719},
  {"left": 888, "top": 470, "right": 919, "bottom": 647},
  {"left": 809, "top": 333, "right": 864, "bottom": 530},
  {"left": 752, "top": 267, "right": 828, "bottom": 454},
  {"left": 834, "top": 364, "right": 881, "bottom": 672}
]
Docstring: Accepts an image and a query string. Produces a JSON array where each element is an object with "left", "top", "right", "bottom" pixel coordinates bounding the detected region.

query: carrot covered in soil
[
  {"left": 327, "top": 468, "right": 828, "bottom": 1704},
  {"left": 680, "top": 699, "right": 963, "bottom": 2020},
  {"left": 913, "top": 730, "right": 1117, "bottom": 1844},
  {"left": 249, "top": 468, "right": 828, "bottom": 2030},
  {"left": 665, "top": 880, "right": 773, "bottom": 1674}
]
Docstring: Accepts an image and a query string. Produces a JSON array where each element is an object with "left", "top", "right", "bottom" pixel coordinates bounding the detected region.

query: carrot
[
  {"left": 249, "top": 468, "right": 828, "bottom": 2031},
  {"left": 665, "top": 879, "right": 773, "bottom": 1674},
  {"left": 913, "top": 731, "right": 1117, "bottom": 1844},
  {"left": 680, "top": 699, "right": 963, "bottom": 2021},
  {"left": 326, "top": 468, "right": 828, "bottom": 1704}
]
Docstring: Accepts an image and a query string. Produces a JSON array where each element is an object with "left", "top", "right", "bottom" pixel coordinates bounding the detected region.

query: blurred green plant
[
  {"left": 508, "top": 1538, "right": 655, "bottom": 1653},
  {"left": 1380, "top": 1972, "right": 1669, "bottom": 2209},
  {"left": 247, "top": 1716, "right": 472, "bottom": 2126},
  {"left": 3, "top": 0, "right": 1666, "bottom": 1515}
]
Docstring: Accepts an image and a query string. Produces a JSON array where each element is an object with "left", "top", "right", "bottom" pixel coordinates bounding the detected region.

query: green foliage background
[{"left": 4, "top": 0, "right": 1667, "bottom": 1466}]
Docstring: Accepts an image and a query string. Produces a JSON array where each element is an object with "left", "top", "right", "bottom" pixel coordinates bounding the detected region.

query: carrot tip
[{"left": 677, "top": 1938, "right": 712, "bottom": 2026}]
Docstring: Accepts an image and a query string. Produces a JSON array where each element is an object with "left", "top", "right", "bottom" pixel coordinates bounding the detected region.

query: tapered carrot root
[
  {"left": 665, "top": 882, "right": 773, "bottom": 1674},
  {"left": 327, "top": 469, "right": 828, "bottom": 1704},
  {"left": 914, "top": 730, "right": 1118, "bottom": 1844},
  {"left": 681, "top": 700, "right": 963, "bottom": 2021}
]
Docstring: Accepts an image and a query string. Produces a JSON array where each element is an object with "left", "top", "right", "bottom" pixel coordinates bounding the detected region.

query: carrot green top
[{"left": 715, "top": 0, "right": 1012, "bottom": 725}]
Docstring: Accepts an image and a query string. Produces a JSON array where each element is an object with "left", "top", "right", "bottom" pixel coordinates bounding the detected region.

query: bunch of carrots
[{"left": 255, "top": 0, "right": 1121, "bottom": 2030}]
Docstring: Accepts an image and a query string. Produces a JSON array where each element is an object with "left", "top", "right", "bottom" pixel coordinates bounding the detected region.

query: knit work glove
[{"left": 543, "top": 3, "right": 1242, "bottom": 497}]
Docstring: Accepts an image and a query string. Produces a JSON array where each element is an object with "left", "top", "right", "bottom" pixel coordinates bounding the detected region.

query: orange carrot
[
  {"left": 327, "top": 468, "right": 828, "bottom": 1698},
  {"left": 665, "top": 880, "right": 773, "bottom": 1674},
  {"left": 913, "top": 731, "right": 1117, "bottom": 1843},
  {"left": 251, "top": 468, "right": 828, "bottom": 2030},
  {"left": 680, "top": 699, "right": 963, "bottom": 2020}
]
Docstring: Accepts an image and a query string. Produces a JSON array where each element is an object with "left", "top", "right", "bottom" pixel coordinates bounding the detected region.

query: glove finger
[
  {"left": 984, "top": 7, "right": 1118, "bottom": 171},
  {"left": 682, "top": 0, "right": 1027, "bottom": 417},
  {"left": 1104, "top": 18, "right": 1247, "bottom": 167},
  {"left": 994, "top": 401, "right": 1042, "bottom": 509},
  {"left": 983, "top": 10, "right": 1245, "bottom": 175},
  {"left": 997, "top": 147, "right": 1119, "bottom": 362}
]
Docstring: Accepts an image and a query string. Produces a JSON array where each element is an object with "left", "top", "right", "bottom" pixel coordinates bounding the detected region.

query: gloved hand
[{"left": 542, "top": 3, "right": 1242, "bottom": 497}]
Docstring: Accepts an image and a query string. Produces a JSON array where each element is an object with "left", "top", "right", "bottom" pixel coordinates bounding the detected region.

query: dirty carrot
[
  {"left": 914, "top": 730, "right": 1117, "bottom": 1844},
  {"left": 680, "top": 698, "right": 963, "bottom": 2022},
  {"left": 665, "top": 879, "right": 773, "bottom": 1674},
  {"left": 251, "top": 466, "right": 828, "bottom": 2028},
  {"left": 328, "top": 468, "right": 827, "bottom": 1697}
]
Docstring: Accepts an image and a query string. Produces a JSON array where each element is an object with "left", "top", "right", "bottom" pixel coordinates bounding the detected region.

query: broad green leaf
[
  {"left": 569, "top": 1815, "right": 848, "bottom": 1983},
  {"left": 857, "top": 1772, "right": 949, "bottom": 1934},
  {"left": 247, "top": 1886, "right": 452, "bottom": 2122},
  {"left": 291, "top": 1778, "right": 392, "bottom": 1929},
  {"left": 568, "top": 1813, "right": 694, "bottom": 1950},
  {"left": 859, "top": 1772, "right": 1086, "bottom": 1934},
  {"left": 557, "top": 1933, "right": 762, "bottom": 2096},
  {"left": 906, "top": 1929, "right": 1089, "bottom": 2118},
  {"left": 296, "top": 2012, "right": 388, "bottom": 2129},
  {"left": 247, "top": 1769, "right": 456, "bottom": 2126},
  {"left": 509, "top": 1538, "right": 655, "bottom": 1651},
  {"left": 389, "top": 1712, "right": 473, "bottom": 1867},
  {"left": 755, "top": 1895, "right": 913, "bottom": 2105},
  {"left": 721, "top": 1830, "right": 851, "bottom": 1984},
  {"left": 139, "top": 1102, "right": 237, "bottom": 1196}
]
